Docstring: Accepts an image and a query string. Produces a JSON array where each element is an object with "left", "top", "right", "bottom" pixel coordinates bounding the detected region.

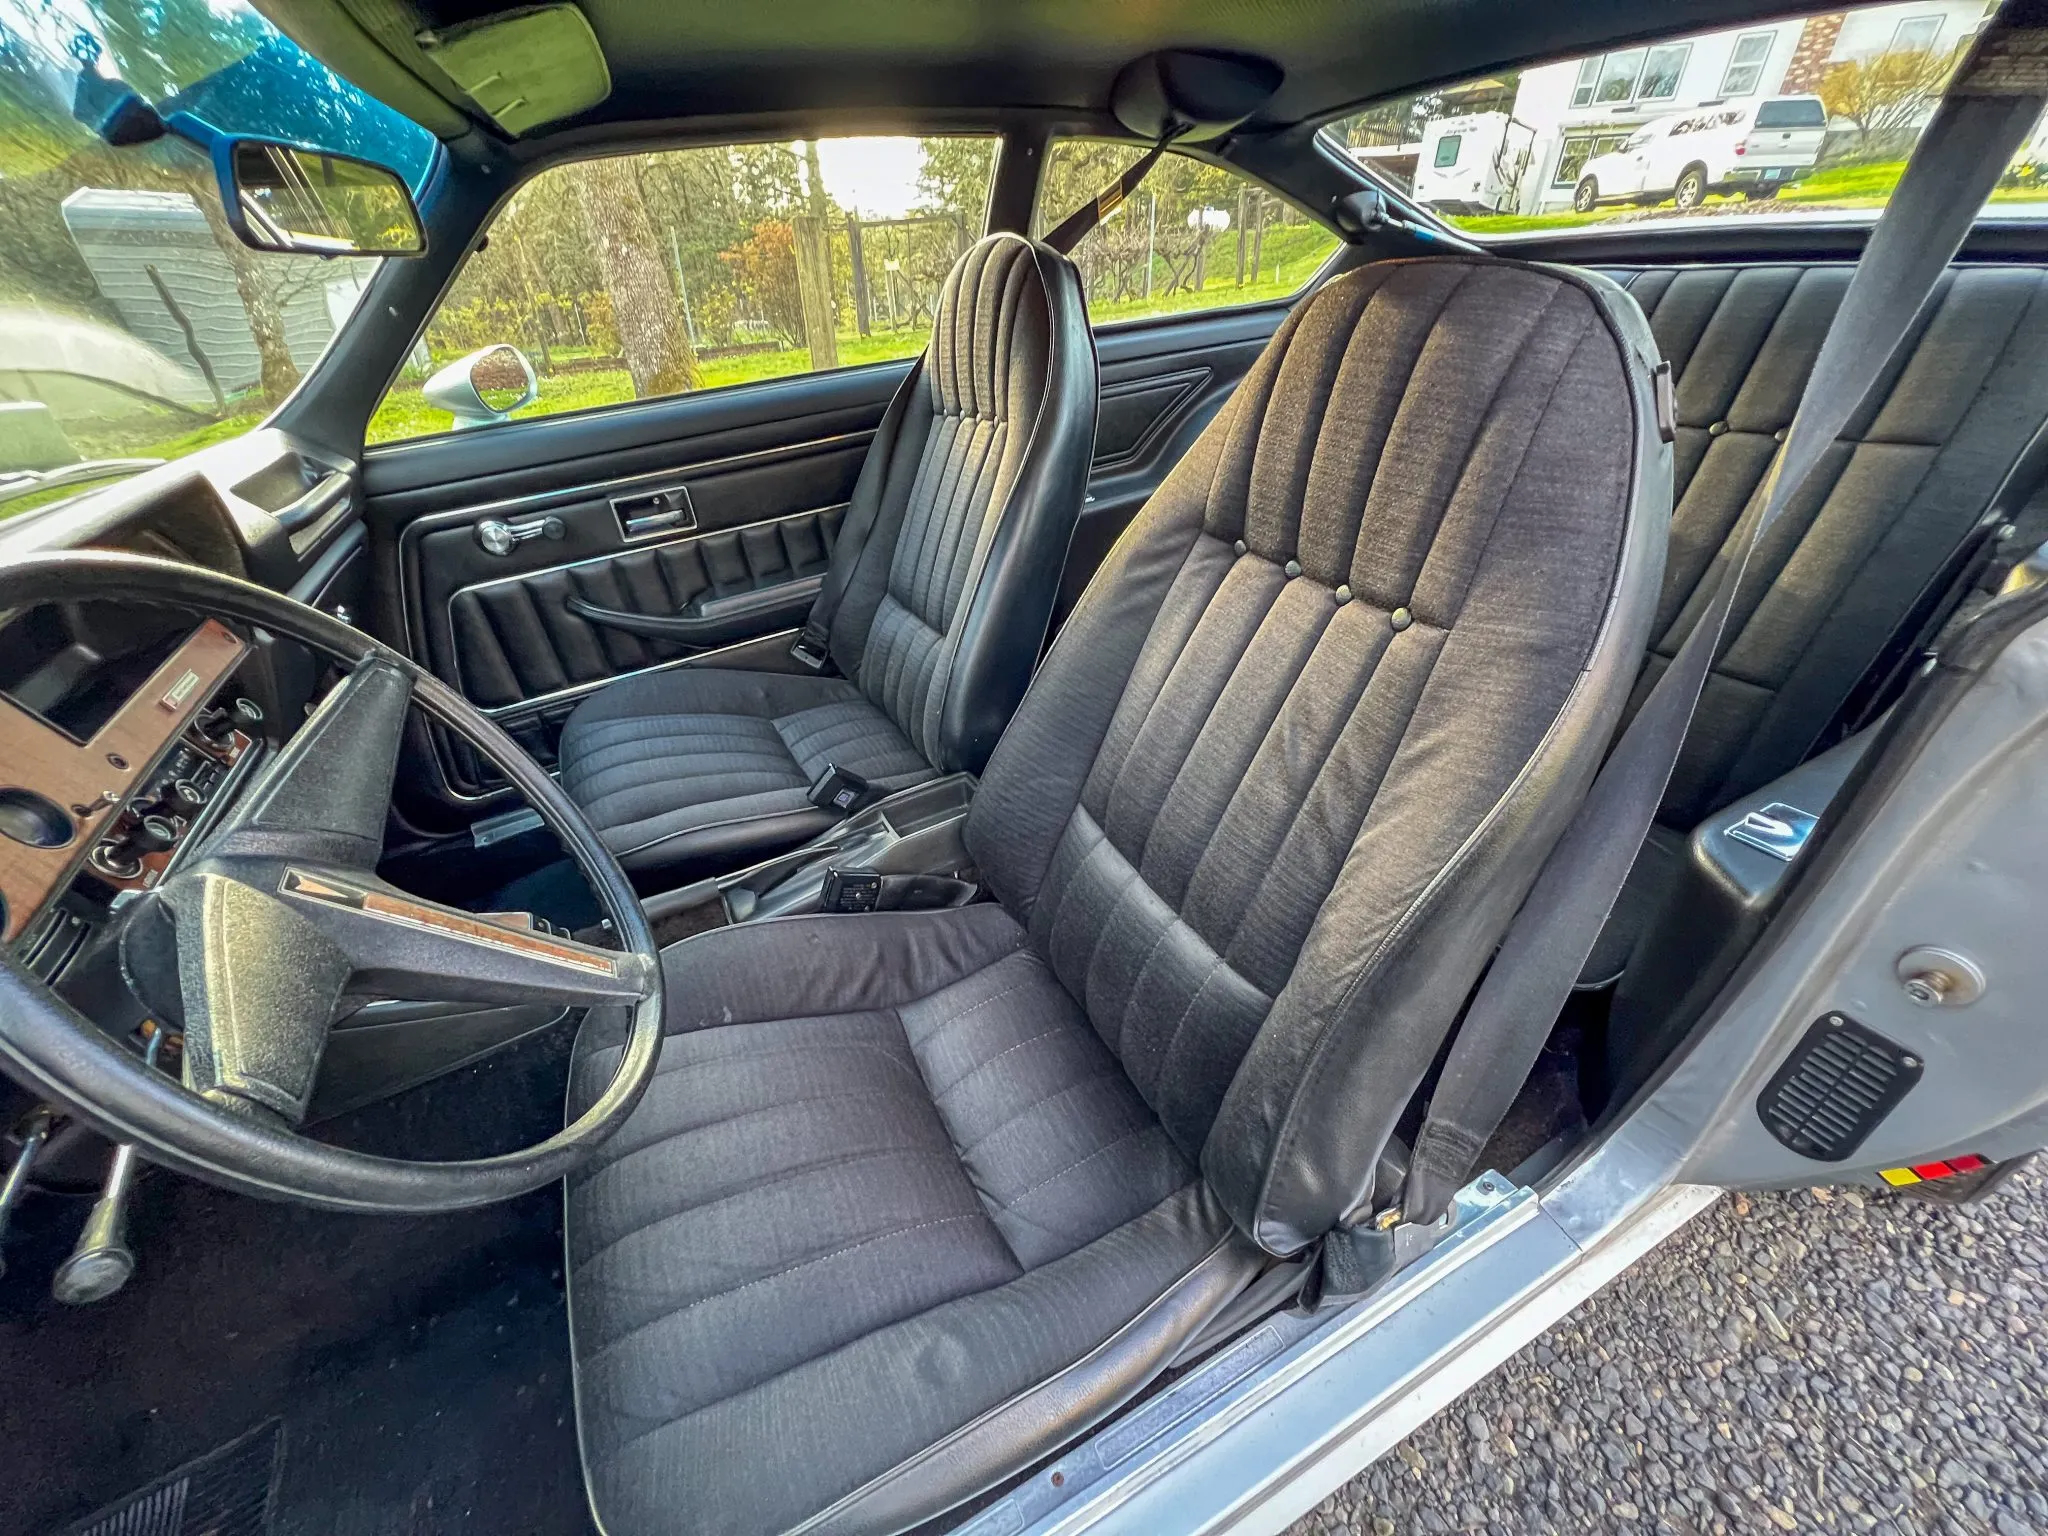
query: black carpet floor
[{"left": 0, "top": 1026, "right": 595, "bottom": 1536}]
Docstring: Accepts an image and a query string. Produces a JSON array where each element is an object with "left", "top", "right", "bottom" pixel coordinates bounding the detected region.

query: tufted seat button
[
  {"left": 1334, "top": 584, "right": 1352, "bottom": 605},
  {"left": 1284, "top": 559, "right": 1302, "bottom": 578},
  {"left": 1707, "top": 420, "right": 1729, "bottom": 437},
  {"left": 1233, "top": 539, "right": 1247, "bottom": 556},
  {"left": 1391, "top": 606, "right": 1413, "bottom": 632}
]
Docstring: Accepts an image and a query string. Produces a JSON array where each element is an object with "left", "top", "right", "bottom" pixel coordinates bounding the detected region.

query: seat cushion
[
  {"left": 565, "top": 906, "right": 1253, "bottom": 1536},
  {"left": 556, "top": 666, "right": 933, "bottom": 881}
]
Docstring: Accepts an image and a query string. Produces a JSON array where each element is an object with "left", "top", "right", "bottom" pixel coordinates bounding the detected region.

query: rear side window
[
  {"left": 1324, "top": 6, "right": 2048, "bottom": 239},
  {"left": 1756, "top": 98, "right": 1828, "bottom": 129},
  {"left": 1033, "top": 140, "right": 1340, "bottom": 324}
]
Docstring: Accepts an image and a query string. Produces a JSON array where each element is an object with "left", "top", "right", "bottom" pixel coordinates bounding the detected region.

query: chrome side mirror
[{"left": 423, "top": 345, "right": 539, "bottom": 430}]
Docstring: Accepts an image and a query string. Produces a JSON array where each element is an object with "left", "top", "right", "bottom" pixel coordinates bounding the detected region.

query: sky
[{"left": 813, "top": 136, "right": 927, "bottom": 219}]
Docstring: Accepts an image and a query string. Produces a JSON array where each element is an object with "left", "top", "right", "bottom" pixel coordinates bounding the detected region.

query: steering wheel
[{"left": 0, "top": 551, "right": 664, "bottom": 1213}]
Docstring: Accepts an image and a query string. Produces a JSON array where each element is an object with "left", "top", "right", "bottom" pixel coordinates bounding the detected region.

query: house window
[
  {"left": 1638, "top": 43, "right": 1691, "bottom": 101},
  {"left": 1891, "top": 15, "right": 1944, "bottom": 52},
  {"left": 1570, "top": 57, "right": 1603, "bottom": 109},
  {"left": 1594, "top": 49, "right": 1649, "bottom": 105},
  {"left": 1433, "top": 134, "right": 1463, "bottom": 169},
  {"left": 1554, "top": 132, "right": 1631, "bottom": 187},
  {"left": 1720, "top": 31, "right": 1776, "bottom": 96}
]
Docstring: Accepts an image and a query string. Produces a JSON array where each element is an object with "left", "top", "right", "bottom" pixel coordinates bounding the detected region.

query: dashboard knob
[
  {"left": 125, "top": 815, "right": 177, "bottom": 857},
  {"left": 157, "top": 778, "right": 205, "bottom": 818},
  {"left": 199, "top": 698, "right": 263, "bottom": 743}
]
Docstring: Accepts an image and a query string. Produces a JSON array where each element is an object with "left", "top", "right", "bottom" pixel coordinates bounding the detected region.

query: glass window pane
[
  {"left": 1434, "top": 134, "right": 1463, "bottom": 169},
  {"left": 1640, "top": 43, "right": 1690, "bottom": 101},
  {"left": 0, "top": 0, "right": 434, "bottom": 517},
  {"left": 1322, "top": 9, "right": 2047, "bottom": 240},
  {"left": 1570, "top": 56, "right": 1602, "bottom": 109},
  {"left": 366, "top": 137, "right": 996, "bottom": 443},
  {"left": 1036, "top": 141, "right": 1339, "bottom": 323},
  {"left": 1595, "top": 49, "right": 1648, "bottom": 104}
]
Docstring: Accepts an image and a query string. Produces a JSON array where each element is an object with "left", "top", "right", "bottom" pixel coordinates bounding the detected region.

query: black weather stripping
[{"left": 1757, "top": 1012, "right": 1924, "bottom": 1163}]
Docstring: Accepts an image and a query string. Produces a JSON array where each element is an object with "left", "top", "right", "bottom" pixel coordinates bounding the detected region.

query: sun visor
[
  {"left": 417, "top": 3, "right": 611, "bottom": 137},
  {"left": 1110, "top": 49, "right": 1283, "bottom": 144}
]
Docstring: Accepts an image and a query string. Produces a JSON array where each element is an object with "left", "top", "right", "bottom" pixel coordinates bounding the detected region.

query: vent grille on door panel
[{"left": 1757, "top": 1012, "right": 1923, "bottom": 1163}]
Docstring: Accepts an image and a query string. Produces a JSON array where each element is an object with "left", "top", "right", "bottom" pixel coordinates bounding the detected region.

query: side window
[
  {"left": 367, "top": 136, "right": 997, "bottom": 443},
  {"left": 1032, "top": 140, "right": 1340, "bottom": 325},
  {"left": 1327, "top": 7, "right": 2039, "bottom": 239}
]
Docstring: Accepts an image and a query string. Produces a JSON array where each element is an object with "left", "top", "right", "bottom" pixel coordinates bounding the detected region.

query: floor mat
[
  {"left": 2, "top": 1027, "right": 594, "bottom": 1536},
  {"left": 61, "top": 1421, "right": 280, "bottom": 1536}
]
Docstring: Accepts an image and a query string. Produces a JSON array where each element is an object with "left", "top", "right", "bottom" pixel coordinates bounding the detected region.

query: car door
[{"left": 363, "top": 135, "right": 998, "bottom": 815}]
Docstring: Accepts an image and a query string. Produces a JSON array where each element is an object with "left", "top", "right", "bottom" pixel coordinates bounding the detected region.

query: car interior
[{"left": 5, "top": 2, "right": 2048, "bottom": 1534}]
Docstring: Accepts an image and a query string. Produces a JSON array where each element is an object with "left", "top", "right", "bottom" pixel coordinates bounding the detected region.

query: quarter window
[
  {"left": 1035, "top": 141, "right": 1339, "bottom": 323},
  {"left": 367, "top": 136, "right": 997, "bottom": 443},
  {"left": 1720, "top": 31, "right": 1776, "bottom": 95}
]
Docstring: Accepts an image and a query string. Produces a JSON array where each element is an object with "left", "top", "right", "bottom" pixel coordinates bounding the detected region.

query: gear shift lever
[{"left": 52, "top": 1030, "right": 161, "bottom": 1305}]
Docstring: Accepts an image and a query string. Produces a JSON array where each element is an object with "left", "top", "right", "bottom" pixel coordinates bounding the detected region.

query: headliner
[{"left": 255, "top": 0, "right": 1820, "bottom": 147}]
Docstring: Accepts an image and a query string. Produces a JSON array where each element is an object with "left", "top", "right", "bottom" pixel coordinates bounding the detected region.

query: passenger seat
[
  {"left": 1586, "top": 262, "right": 2048, "bottom": 982},
  {"left": 555, "top": 233, "right": 1097, "bottom": 884}
]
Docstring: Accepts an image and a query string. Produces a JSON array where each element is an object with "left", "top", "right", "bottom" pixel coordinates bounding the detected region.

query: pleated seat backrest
[
  {"left": 824, "top": 233, "right": 1097, "bottom": 774},
  {"left": 965, "top": 256, "right": 1672, "bottom": 1252}
]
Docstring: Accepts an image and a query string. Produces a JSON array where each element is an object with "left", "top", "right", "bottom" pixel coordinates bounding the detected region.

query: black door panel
[
  {"left": 366, "top": 365, "right": 906, "bottom": 819},
  {"left": 1062, "top": 303, "right": 1291, "bottom": 622},
  {"left": 444, "top": 505, "right": 844, "bottom": 708}
]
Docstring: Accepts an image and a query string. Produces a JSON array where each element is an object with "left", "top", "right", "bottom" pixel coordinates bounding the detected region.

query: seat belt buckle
[
  {"left": 819, "top": 868, "right": 884, "bottom": 914},
  {"left": 789, "top": 622, "right": 831, "bottom": 672},
  {"left": 807, "top": 763, "right": 873, "bottom": 816}
]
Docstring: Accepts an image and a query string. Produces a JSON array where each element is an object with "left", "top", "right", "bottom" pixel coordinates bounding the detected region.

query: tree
[
  {"left": 720, "top": 219, "right": 804, "bottom": 344},
  {"left": 572, "top": 156, "right": 698, "bottom": 396},
  {"left": 1820, "top": 47, "right": 1958, "bottom": 158}
]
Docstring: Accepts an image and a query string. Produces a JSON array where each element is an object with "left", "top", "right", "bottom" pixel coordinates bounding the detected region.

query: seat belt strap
[
  {"left": 791, "top": 355, "right": 924, "bottom": 670},
  {"left": 1042, "top": 135, "right": 1174, "bottom": 256},
  {"left": 1381, "top": 4, "right": 2048, "bottom": 1245}
]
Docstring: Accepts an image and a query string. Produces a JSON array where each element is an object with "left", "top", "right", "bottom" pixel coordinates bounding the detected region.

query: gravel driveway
[{"left": 1289, "top": 1163, "right": 2047, "bottom": 1536}]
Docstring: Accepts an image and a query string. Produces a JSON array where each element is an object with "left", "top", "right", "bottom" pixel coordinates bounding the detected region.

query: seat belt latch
[
  {"left": 820, "top": 868, "right": 884, "bottom": 914},
  {"left": 807, "top": 763, "right": 874, "bottom": 816},
  {"left": 790, "top": 621, "right": 831, "bottom": 671}
]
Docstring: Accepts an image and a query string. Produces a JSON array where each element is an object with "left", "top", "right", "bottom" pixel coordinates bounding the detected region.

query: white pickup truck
[{"left": 1574, "top": 94, "right": 1828, "bottom": 212}]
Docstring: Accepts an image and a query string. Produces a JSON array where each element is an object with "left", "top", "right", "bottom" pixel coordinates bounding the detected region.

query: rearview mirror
[{"left": 223, "top": 139, "right": 426, "bottom": 257}]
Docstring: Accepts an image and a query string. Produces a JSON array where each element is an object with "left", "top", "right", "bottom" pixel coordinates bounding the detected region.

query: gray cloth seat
[
  {"left": 556, "top": 232, "right": 1098, "bottom": 883},
  {"left": 1581, "top": 262, "right": 2048, "bottom": 983},
  {"left": 566, "top": 255, "right": 1671, "bottom": 1536}
]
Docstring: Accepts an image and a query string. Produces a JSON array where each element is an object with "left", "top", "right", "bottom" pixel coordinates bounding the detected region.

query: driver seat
[{"left": 564, "top": 256, "right": 1670, "bottom": 1536}]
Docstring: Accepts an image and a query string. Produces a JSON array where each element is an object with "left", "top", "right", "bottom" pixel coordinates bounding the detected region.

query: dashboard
[{"left": 0, "top": 426, "right": 369, "bottom": 987}]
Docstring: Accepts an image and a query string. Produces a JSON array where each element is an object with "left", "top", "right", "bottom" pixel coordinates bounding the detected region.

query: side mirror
[
  {"left": 423, "top": 345, "right": 539, "bottom": 430},
  {"left": 223, "top": 139, "right": 426, "bottom": 257}
]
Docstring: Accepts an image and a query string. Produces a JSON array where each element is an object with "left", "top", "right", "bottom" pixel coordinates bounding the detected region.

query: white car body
[{"left": 1575, "top": 94, "right": 1828, "bottom": 210}]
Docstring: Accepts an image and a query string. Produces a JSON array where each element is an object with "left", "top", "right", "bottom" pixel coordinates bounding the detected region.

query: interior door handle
[{"left": 475, "top": 515, "right": 565, "bottom": 556}]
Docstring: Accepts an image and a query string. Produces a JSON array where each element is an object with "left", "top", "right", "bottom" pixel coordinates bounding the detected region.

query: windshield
[{"left": 0, "top": 0, "right": 438, "bottom": 515}]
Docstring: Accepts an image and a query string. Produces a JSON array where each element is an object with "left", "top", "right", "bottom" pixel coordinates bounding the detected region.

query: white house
[{"left": 1399, "top": 3, "right": 1995, "bottom": 215}]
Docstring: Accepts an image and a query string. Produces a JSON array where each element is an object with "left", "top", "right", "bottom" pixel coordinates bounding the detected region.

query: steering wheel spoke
[
  {"left": 270, "top": 865, "right": 656, "bottom": 1011},
  {"left": 204, "top": 658, "right": 412, "bottom": 870}
]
